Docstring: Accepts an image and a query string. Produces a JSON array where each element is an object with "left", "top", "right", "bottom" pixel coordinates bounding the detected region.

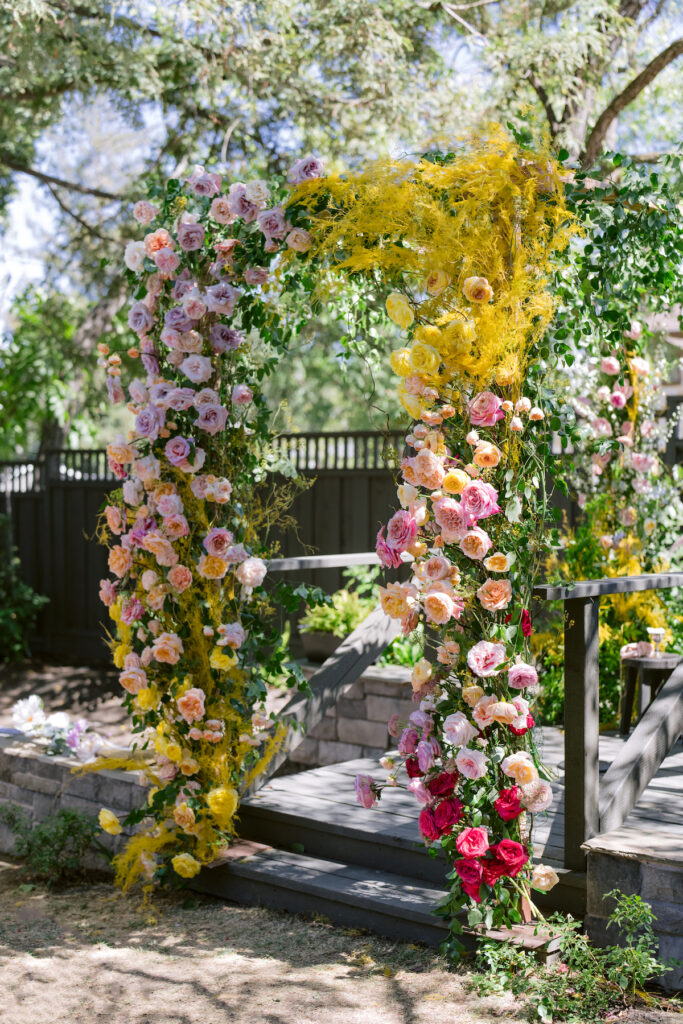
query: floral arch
[{"left": 95, "top": 127, "right": 578, "bottom": 942}]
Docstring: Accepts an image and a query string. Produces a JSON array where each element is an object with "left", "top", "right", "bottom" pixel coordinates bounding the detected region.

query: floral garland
[
  {"left": 288, "top": 128, "right": 575, "bottom": 944},
  {"left": 96, "top": 158, "right": 324, "bottom": 887}
]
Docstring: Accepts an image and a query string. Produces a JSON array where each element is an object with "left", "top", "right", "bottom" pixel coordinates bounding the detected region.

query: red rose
[
  {"left": 494, "top": 787, "right": 522, "bottom": 822},
  {"left": 521, "top": 609, "right": 532, "bottom": 637},
  {"left": 488, "top": 839, "right": 528, "bottom": 877},
  {"left": 510, "top": 713, "right": 535, "bottom": 737},
  {"left": 418, "top": 807, "right": 440, "bottom": 842},
  {"left": 434, "top": 796, "right": 464, "bottom": 835},
  {"left": 455, "top": 857, "right": 483, "bottom": 903},
  {"left": 481, "top": 856, "right": 508, "bottom": 886},
  {"left": 427, "top": 770, "right": 459, "bottom": 797},
  {"left": 456, "top": 826, "right": 489, "bottom": 858},
  {"left": 405, "top": 757, "right": 424, "bottom": 779}
]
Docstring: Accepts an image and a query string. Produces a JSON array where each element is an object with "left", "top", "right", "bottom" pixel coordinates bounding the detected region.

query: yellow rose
[
  {"left": 99, "top": 809, "right": 122, "bottom": 835},
  {"left": 389, "top": 348, "right": 412, "bottom": 377},
  {"left": 409, "top": 342, "right": 441, "bottom": 376},
  {"left": 197, "top": 554, "right": 228, "bottom": 580},
  {"left": 425, "top": 269, "right": 450, "bottom": 296},
  {"left": 397, "top": 383, "right": 423, "bottom": 419},
  {"left": 462, "top": 276, "right": 493, "bottom": 303},
  {"left": 165, "top": 742, "right": 182, "bottom": 763},
  {"left": 172, "top": 852, "right": 201, "bottom": 878},
  {"left": 386, "top": 292, "right": 414, "bottom": 330},
  {"left": 462, "top": 685, "right": 484, "bottom": 708},
  {"left": 483, "top": 553, "right": 512, "bottom": 573},
  {"left": 379, "top": 582, "right": 413, "bottom": 620},
  {"left": 411, "top": 658, "right": 432, "bottom": 692},
  {"left": 109, "top": 600, "right": 122, "bottom": 623},
  {"left": 210, "top": 647, "right": 237, "bottom": 671},
  {"left": 207, "top": 786, "right": 239, "bottom": 828},
  {"left": 442, "top": 469, "right": 469, "bottom": 495},
  {"left": 113, "top": 643, "right": 131, "bottom": 669},
  {"left": 180, "top": 753, "right": 200, "bottom": 776},
  {"left": 136, "top": 686, "right": 160, "bottom": 712}
]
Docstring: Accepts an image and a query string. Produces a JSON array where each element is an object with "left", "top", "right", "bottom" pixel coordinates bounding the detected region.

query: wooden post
[{"left": 563, "top": 597, "right": 600, "bottom": 870}]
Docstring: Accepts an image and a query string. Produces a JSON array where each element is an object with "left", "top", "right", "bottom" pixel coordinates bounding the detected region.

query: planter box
[{"left": 300, "top": 631, "right": 344, "bottom": 662}]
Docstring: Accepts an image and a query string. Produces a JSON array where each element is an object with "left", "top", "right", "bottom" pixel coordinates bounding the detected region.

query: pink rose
[
  {"left": 455, "top": 747, "right": 488, "bottom": 780},
  {"left": 592, "top": 417, "right": 613, "bottom": 438},
  {"left": 610, "top": 392, "right": 626, "bottom": 409},
  {"left": 355, "top": 774, "right": 377, "bottom": 809},
  {"left": 433, "top": 498, "right": 467, "bottom": 543},
  {"left": 507, "top": 661, "right": 538, "bottom": 689},
  {"left": 177, "top": 687, "right": 206, "bottom": 724},
  {"left": 99, "top": 579, "right": 117, "bottom": 606},
  {"left": 520, "top": 779, "right": 553, "bottom": 813},
  {"left": 231, "top": 384, "right": 253, "bottom": 405},
  {"left": 186, "top": 166, "right": 221, "bottom": 196},
  {"left": 203, "top": 527, "right": 234, "bottom": 559},
  {"left": 442, "top": 711, "right": 478, "bottom": 748},
  {"left": 376, "top": 526, "right": 403, "bottom": 568},
  {"left": 119, "top": 666, "right": 147, "bottom": 694},
  {"left": 472, "top": 694, "right": 497, "bottom": 729},
  {"left": 456, "top": 826, "right": 489, "bottom": 858},
  {"left": 181, "top": 355, "right": 213, "bottom": 384},
  {"left": 476, "top": 578, "right": 512, "bottom": 612},
  {"left": 244, "top": 266, "right": 269, "bottom": 285},
  {"left": 163, "top": 514, "right": 190, "bottom": 539},
  {"left": 398, "top": 727, "right": 419, "bottom": 756},
  {"left": 417, "top": 739, "right": 436, "bottom": 773},
  {"left": 227, "top": 183, "right": 259, "bottom": 223},
  {"left": 205, "top": 281, "right": 240, "bottom": 315},
  {"left": 385, "top": 509, "right": 418, "bottom": 553},
  {"left": 601, "top": 356, "right": 620, "bottom": 375},
  {"left": 168, "top": 565, "right": 192, "bottom": 592},
  {"left": 286, "top": 228, "right": 313, "bottom": 252},
  {"left": 133, "top": 200, "right": 158, "bottom": 224},
  {"left": 469, "top": 391, "right": 504, "bottom": 427},
  {"left": 467, "top": 640, "right": 506, "bottom": 677},
  {"left": 120, "top": 597, "right": 144, "bottom": 624},
  {"left": 288, "top": 154, "right": 325, "bottom": 184},
  {"left": 236, "top": 557, "right": 267, "bottom": 588},
  {"left": 154, "top": 247, "right": 180, "bottom": 274},
  {"left": 177, "top": 221, "right": 205, "bottom": 251},
  {"left": 156, "top": 494, "right": 183, "bottom": 517},
  {"left": 219, "top": 622, "right": 246, "bottom": 649},
  {"left": 195, "top": 403, "right": 228, "bottom": 435},
  {"left": 460, "top": 480, "right": 501, "bottom": 522},
  {"left": 256, "top": 207, "right": 288, "bottom": 240},
  {"left": 164, "top": 436, "right": 192, "bottom": 466}
]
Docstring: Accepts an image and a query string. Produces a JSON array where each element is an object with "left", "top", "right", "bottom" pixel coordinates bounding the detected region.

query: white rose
[
  {"left": 124, "top": 240, "right": 146, "bottom": 272},
  {"left": 245, "top": 180, "right": 271, "bottom": 206}
]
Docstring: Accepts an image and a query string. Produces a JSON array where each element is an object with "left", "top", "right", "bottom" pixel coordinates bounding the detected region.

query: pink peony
[
  {"left": 520, "top": 779, "right": 553, "bottom": 813},
  {"left": 467, "top": 640, "right": 507, "bottom": 677}
]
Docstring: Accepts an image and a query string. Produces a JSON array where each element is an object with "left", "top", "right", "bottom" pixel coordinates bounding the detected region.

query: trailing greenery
[
  {"left": 470, "top": 889, "right": 680, "bottom": 1023},
  {"left": 0, "top": 514, "right": 49, "bottom": 661},
  {"left": 0, "top": 804, "right": 108, "bottom": 885}
]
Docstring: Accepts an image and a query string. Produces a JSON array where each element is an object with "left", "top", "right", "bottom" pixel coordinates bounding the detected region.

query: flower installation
[
  {"left": 287, "top": 127, "right": 574, "bottom": 947},
  {"left": 97, "top": 160, "right": 322, "bottom": 887}
]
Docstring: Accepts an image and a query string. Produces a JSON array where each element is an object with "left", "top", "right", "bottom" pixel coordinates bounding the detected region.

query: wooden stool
[{"left": 619, "top": 654, "right": 682, "bottom": 735}]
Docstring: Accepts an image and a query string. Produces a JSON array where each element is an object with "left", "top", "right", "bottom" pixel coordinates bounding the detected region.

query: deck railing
[
  {"left": 266, "top": 555, "right": 683, "bottom": 873},
  {"left": 533, "top": 572, "right": 683, "bottom": 869}
]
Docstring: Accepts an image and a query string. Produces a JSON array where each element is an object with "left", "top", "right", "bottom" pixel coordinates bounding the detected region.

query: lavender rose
[
  {"left": 164, "top": 436, "right": 192, "bottom": 467},
  {"left": 205, "top": 282, "right": 240, "bottom": 315},
  {"left": 177, "top": 221, "right": 205, "bottom": 251},
  {"left": 164, "top": 306, "right": 195, "bottom": 332},
  {"left": 256, "top": 207, "right": 288, "bottom": 240},
  {"left": 135, "top": 404, "right": 165, "bottom": 440},
  {"left": 288, "top": 154, "right": 324, "bottom": 184},
  {"left": 227, "top": 183, "right": 259, "bottom": 223},
  {"left": 209, "top": 324, "right": 244, "bottom": 353},
  {"left": 195, "top": 403, "right": 228, "bottom": 435},
  {"left": 127, "top": 301, "right": 154, "bottom": 335}
]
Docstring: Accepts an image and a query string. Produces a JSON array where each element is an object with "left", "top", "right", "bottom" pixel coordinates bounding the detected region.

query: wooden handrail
[
  {"left": 599, "top": 663, "right": 683, "bottom": 833},
  {"left": 268, "top": 551, "right": 413, "bottom": 572},
  {"left": 534, "top": 571, "right": 683, "bottom": 601}
]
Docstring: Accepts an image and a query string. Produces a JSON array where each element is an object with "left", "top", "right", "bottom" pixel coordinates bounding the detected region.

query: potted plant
[{"left": 299, "top": 586, "right": 375, "bottom": 662}]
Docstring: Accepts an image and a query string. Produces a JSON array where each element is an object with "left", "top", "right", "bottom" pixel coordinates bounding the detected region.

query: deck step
[
  {"left": 194, "top": 840, "right": 562, "bottom": 959},
  {"left": 239, "top": 761, "right": 587, "bottom": 916}
]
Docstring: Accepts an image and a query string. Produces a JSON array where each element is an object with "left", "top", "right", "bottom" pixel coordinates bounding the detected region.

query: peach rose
[
  {"left": 379, "top": 581, "right": 417, "bottom": 620},
  {"left": 173, "top": 801, "right": 196, "bottom": 831},
  {"left": 177, "top": 687, "right": 206, "bottom": 724},
  {"left": 459, "top": 528, "right": 492, "bottom": 561},
  {"left": 144, "top": 228, "right": 174, "bottom": 257},
  {"left": 119, "top": 667, "right": 147, "bottom": 694},
  {"left": 197, "top": 554, "right": 227, "bottom": 579},
  {"left": 472, "top": 694, "right": 497, "bottom": 729},
  {"left": 462, "top": 684, "right": 484, "bottom": 708},
  {"left": 531, "top": 864, "right": 559, "bottom": 892},
  {"left": 152, "top": 631, "right": 184, "bottom": 664},
  {"left": 462, "top": 276, "right": 493, "bottom": 303},
  {"left": 413, "top": 449, "right": 445, "bottom": 490},
  {"left": 108, "top": 545, "right": 133, "bottom": 578},
  {"left": 142, "top": 531, "right": 179, "bottom": 568},
  {"left": 483, "top": 552, "right": 511, "bottom": 573},
  {"left": 168, "top": 565, "right": 192, "bottom": 592},
  {"left": 477, "top": 578, "right": 512, "bottom": 611},
  {"left": 501, "top": 752, "right": 539, "bottom": 786},
  {"left": 473, "top": 441, "right": 502, "bottom": 468},
  {"left": 489, "top": 701, "right": 518, "bottom": 725}
]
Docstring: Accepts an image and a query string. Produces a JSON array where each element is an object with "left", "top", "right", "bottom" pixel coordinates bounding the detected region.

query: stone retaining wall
[
  {"left": 0, "top": 735, "right": 144, "bottom": 863},
  {"left": 292, "top": 664, "right": 414, "bottom": 767}
]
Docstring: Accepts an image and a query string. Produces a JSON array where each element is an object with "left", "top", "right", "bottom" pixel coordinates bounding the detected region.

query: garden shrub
[
  {"left": 0, "top": 514, "right": 49, "bottom": 661},
  {"left": 0, "top": 804, "right": 108, "bottom": 885}
]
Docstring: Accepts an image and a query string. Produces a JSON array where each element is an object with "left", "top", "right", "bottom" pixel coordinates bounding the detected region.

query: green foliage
[
  {"left": 0, "top": 514, "right": 49, "bottom": 661},
  {"left": 470, "top": 889, "right": 679, "bottom": 1023},
  {"left": 299, "top": 588, "right": 375, "bottom": 636},
  {"left": 0, "top": 803, "right": 106, "bottom": 885}
]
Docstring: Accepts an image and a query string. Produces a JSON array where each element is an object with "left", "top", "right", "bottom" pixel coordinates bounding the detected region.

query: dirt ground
[{"left": 0, "top": 860, "right": 680, "bottom": 1024}]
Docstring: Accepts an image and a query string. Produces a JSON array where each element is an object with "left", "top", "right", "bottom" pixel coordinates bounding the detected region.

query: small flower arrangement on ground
[{"left": 11, "top": 694, "right": 94, "bottom": 758}]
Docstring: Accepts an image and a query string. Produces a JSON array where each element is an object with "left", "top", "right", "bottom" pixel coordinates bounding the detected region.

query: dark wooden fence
[{"left": 0, "top": 433, "right": 403, "bottom": 663}]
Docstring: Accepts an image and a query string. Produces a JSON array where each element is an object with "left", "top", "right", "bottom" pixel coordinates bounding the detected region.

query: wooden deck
[{"left": 194, "top": 727, "right": 682, "bottom": 944}]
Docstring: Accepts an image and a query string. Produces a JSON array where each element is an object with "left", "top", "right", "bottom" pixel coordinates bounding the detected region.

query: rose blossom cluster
[
  {"left": 358, "top": 274, "right": 554, "bottom": 911},
  {"left": 99, "top": 156, "right": 323, "bottom": 878}
]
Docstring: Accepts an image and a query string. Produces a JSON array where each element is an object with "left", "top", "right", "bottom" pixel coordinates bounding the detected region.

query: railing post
[{"left": 563, "top": 596, "right": 600, "bottom": 870}]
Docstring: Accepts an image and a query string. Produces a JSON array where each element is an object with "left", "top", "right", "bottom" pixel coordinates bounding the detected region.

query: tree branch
[
  {"left": 581, "top": 38, "right": 683, "bottom": 168},
  {"left": 0, "top": 155, "right": 123, "bottom": 201},
  {"left": 526, "top": 74, "right": 559, "bottom": 136}
]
